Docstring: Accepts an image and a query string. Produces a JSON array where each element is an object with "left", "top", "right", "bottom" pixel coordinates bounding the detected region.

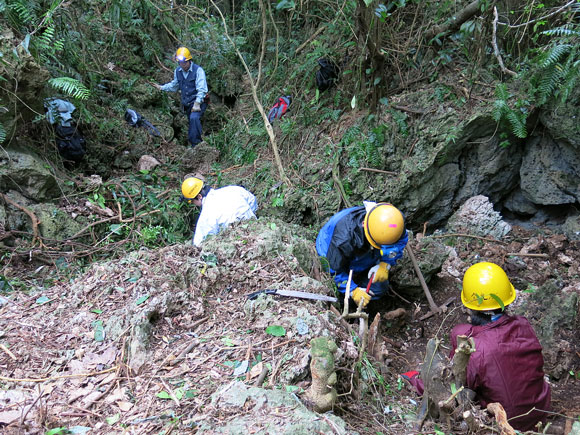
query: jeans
[{"left": 186, "top": 102, "right": 208, "bottom": 147}]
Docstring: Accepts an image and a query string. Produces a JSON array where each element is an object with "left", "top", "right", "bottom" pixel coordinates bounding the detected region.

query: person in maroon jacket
[{"left": 451, "top": 262, "right": 551, "bottom": 431}]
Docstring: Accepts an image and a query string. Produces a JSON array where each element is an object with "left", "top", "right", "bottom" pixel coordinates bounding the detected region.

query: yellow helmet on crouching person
[
  {"left": 175, "top": 47, "right": 192, "bottom": 62},
  {"left": 363, "top": 203, "right": 405, "bottom": 249},
  {"left": 461, "top": 262, "right": 516, "bottom": 311},
  {"left": 181, "top": 177, "right": 203, "bottom": 202}
]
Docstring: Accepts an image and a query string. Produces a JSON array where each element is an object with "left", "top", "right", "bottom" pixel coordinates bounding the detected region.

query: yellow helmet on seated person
[
  {"left": 181, "top": 177, "right": 203, "bottom": 201},
  {"left": 363, "top": 203, "right": 405, "bottom": 249},
  {"left": 175, "top": 47, "right": 192, "bottom": 62},
  {"left": 461, "top": 262, "right": 516, "bottom": 311}
]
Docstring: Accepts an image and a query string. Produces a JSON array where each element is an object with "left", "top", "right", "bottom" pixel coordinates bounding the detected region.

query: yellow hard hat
[
  {"left": 461, "top": 262, "right": 516, "bottom": 311},
  {"left": 181, "top": 177, "right": 203, "bottom": 200},
  {"left": 363, "top": 203, "right": 405, "bottom": 248},
  {"left": 175, "top": 47, "right": 192, "bottom": 62}
]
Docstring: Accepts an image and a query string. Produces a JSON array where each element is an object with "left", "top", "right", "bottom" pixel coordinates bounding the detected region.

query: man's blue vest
[{"left": 176, "top": 63, "right": 200, "bottom": 108}]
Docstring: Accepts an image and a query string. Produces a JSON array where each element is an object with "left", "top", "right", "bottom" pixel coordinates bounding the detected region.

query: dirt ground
[{"left": 0, "top": 221, "right": 578, "bottom": 434}]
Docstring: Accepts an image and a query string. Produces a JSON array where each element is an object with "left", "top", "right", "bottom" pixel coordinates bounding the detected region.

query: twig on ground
[
  {"left": 506, "top": 252, "right": 549, "bottom": 258},
  {"left": 253, "top": 365, "right": 269, "bottom": 387},
  {"left": 0, "top": 367, "right": 117, "bottom": 383},
  {"left": 358, "top": 167, "right": 398, "bottom": 176},
  {"left": 431, "top": 233, "right": 507, "bottom": 244},
  {"left": 0, "top": 343, "right": 17, "bottom": 360}
]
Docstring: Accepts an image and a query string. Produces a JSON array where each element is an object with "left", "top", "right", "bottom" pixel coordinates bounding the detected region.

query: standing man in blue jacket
[
  {"left": 316, "top": 202, "right": 408, "bottom": 308},
  {"left": 153, "top": 47, "right": 208, "bottom": 148}
]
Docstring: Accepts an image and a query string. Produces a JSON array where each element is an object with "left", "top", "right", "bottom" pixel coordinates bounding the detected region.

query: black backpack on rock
[
  {"left": 54, "top": 124, "right": 86, "bottom": 164},
  {"left": 316, "top": 58, "right": 340, "bottom": 92}
]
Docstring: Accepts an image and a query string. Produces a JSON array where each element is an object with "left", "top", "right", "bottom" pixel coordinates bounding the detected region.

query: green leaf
[
  {"left": 105, "top": 413, "right": 120, "bottom": 425},
  {"left": 92, "top": 320, "right": 105, "bottom": 342},
  {"left": 270, "top": 222, "right": 277, "bottom": 230},
  {"left": 265, "top": 325, "right": 286, "bottom": 337},
  {"left": 109, "top": 224, "right": 123, "bottom": 235},
  {"left": 222, "top": 337, "right": 235, "bottom": 347},
  {"left": 36, "top": 296, "right": 50, "bottom": 304},
  {"left": 285, "top": 385, "right": 300, "bottom": 393},
  {"left": 379, "top": 97, "right": 389, "bottom": 106},
  {"left": 450, "top": 383, "right": 457, "bottom": 394},
  {"left": 184, "top": 389, "right": 197, "bottom": 399},
  {"left": 46, "top": 428, "right": 70, "bottom": 435},
  {"left": 156, "top": 391, "right": 171, "bottom": 399},
  {"left": 350, "top": 95, "right": 357, "bottom": 109},
  {"left": 90, "top": 309, "right": 103, "bottom": 314},
  {"left": 275, "top": 0, "right": 295, "bottom": 10},
  {"left": 489, "top": 293, "right": 505, "bottom": 311},
  {"left": 135, "top": 295, "right": 150, "bottom": 305},
  {"left": 174, "top": 387, "right": 184, "bottom": 400}
]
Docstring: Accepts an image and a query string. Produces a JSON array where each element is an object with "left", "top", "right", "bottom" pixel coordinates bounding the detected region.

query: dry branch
[
  {"left": 209, "top": 0, "right": 290, "bottom": 186},
  {"left": 0, "top": 193, "right": 41, "bottom": 246},
  {"left": 487, "top": 402, "right": 517, "bottom": 435},
  {"left": 492, "top": 7, "right": 517, "bottom": 77},
  {"left": 424, "top": 0, "right": 482, "bottom": 40},
  {"left": 406, "top": 245, "right": 439, "bottom": 313}
]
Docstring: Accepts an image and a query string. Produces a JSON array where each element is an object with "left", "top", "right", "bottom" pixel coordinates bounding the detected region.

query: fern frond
[
  {"left": 494, "top": 83, "right": 509, "bottom": 100},
  {"left": 37, "top": 25, "right": 55, "bottom": 49},
  {"left": 0, "top": 122, "right": 6, "bottom": 144},
  {"left": 506, "top": 111, "right": 527, "bottom": 138},
  {"left": 7, "top": 0, "right": 35, "bottom": 25},
  {"left": 48, "top": 77, "right": 90, "bottom": 100},
  {"left": 491, "top": 99, "right": 508, "bottom": 122},
  {"left": 541, "top": 25, "right": 580, "bottom": 37},
  {"left": 540, "top": 44, "right": 572, "bottom": 68}
]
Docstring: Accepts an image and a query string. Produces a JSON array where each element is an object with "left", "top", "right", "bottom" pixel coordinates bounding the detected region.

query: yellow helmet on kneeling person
[
  {"left": 181, "top": 177, "right": 204, "bottom": 201},
  {"left": 363, "top": 203, "right": 405, "bottom": 249},
  {"left": 175, "top": 47, "right": 192, "bottom": 62},
  {"left": 462, "top": 262, "right": 516, "bottom": 311}
]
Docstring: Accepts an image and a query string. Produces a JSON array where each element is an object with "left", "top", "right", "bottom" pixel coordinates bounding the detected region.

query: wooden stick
[
  {"left": 0, "top": 367, "right": 117, "bottom": 383},
  {"left": 0, "top": 343, "right": 17, "bottom": 360},
  {"left": 406, "top": 245, "right": 439, "bottom": 313},
  {"left": 0, "top": 193, "right": 41, "bottom": 246},
  {"left": 358, "top": 167, "right": 398, "bottom": 176},
  {"left": 487, "top": 402, "right": 516, "bottom": 434},
  {"left": 343, "top": 270, "right": 353, "bottom": 317},
  {"left": 431, "top": 233, "right": 507, "bottom": 245},
  {"left": 492, "top": 7, "right": 517, "bottom": 77},
  {"left": 506, "top": 253, "right": 549, "bottom": 258}
]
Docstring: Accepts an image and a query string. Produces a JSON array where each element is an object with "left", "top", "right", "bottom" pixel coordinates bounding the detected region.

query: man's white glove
[
  {"left": 368, "top": 262, "right": 390, "bottom": 283},
  {"left": 191, "top": 101, "right": 201, "bottom": 112}
]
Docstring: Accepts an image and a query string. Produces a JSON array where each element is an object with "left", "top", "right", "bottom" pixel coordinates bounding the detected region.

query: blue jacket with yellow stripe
[{"left": 316, "top": 205, "right": 408, "bottom": 299}]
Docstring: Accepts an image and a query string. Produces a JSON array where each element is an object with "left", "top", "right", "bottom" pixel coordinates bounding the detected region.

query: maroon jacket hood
[{"left": 451, "top": 315, "right": 551, "bottom": 431}]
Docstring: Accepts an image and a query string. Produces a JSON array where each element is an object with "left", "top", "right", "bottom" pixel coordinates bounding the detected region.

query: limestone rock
[
  {"left": 0, "top": 147, "right": 58, "bottom": 201},
  {"left": 203, "top": 381, "right": 353, "bottom": 434},
  {"left": 520, "top": 135, "right": 580, "bottom": 205},
  {"left": 137, "top": 155, "right": 161, "bottom": 172},
  {"left": 180, "top": 142, "right": 220, "bottom": 176},
  {"left": 447, "top": 195, "right": 511, "bottom": 239}
]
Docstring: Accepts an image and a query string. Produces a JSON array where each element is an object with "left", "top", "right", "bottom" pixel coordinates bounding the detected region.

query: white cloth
[{"left": 193, "top": 186, "right": 258, "bottom": 246}]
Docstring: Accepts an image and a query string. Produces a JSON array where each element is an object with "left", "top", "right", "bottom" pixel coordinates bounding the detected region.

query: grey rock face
[
  {"left": 520, "top": 135, "right": 580, "bottom": 205},
  {"left": 447, "top": 195, "right": 511, "bottom": 239},
  {"left": 0, "top": 147, "right": 59, "bottom": 201}
]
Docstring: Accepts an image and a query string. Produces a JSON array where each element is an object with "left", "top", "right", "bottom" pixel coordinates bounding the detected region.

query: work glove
[
  {"left": 351, "top": 287, "right": 371, "bottom": 308},
  {"left": 368, "top": 262, "right": 390, "bottom": 283},
  {"left": 191, "top": 101, "right": 201, "bottom": 112}
]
